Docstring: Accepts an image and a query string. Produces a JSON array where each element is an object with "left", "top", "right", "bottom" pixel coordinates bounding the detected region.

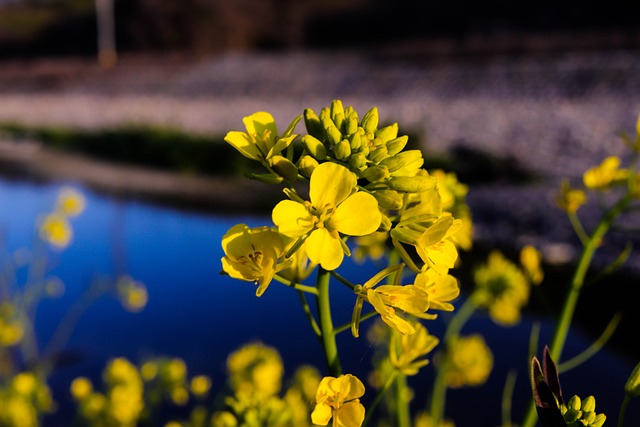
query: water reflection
[{"left": 1, "top": 177, "right": 638, "bottom": 426}]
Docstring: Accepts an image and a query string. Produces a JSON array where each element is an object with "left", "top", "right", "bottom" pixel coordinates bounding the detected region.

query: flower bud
[
  {"left": 322, "top": 115, "right": 343, "bottom": 146},
  {"left": 348, "top": 152, "right": 367, "bottom": 170},
  {"left": 582, "top": 395, "right": 596, "bottom": 412},
  {"left": 361, "top": 107, "right": 379, "bottom": 133},
  {"left": 374, "top": 190, "right": 404, "bottom": 210},
  {"left": 380, "top": 150, "right": 423, "bottom": 174},
  {"left": 388, "top": 175, "right": 436, "bottom": 193},
  {"left": 593, "top": 414, "right": 606, "bottom": 427},
  {"left": 330, "top": 100, "right": 345, "bottom": 131},
  {"left": 368, "top": 145, "right": 388, "bottom": 163},
  {"left": 334, "top": 139, "right": 351, "bottom": 161},
  {"left": 378, "top": 214, "right": 392, "bottom": 231},
  {"left": 269, "top": 155, "right": 298, "bottom": 182},
  {"left": 386, "top": 135, "right": 409, "bottom": 156},
  {"left": 375, "top": 123, "right": 398, "bottom": 143},
  {"left": 302, "top": 135, "right": 327, "bottom": 160},
  {"left": 362, "top": 165, "right": 389, "bottom": 183},
  {"left": 344, "top": 111, "right": 359, "bottom": 135},
  {"left": 303, "top": 108, "right": 325, "bottom": 140},
  {"left": 247, "top": 173, "right": 284, "bottom": 184},
  {"left": 349, "top": 130, "right": 364, "bottom": 151},
  {"left": 297, "top": 155, "right": 319, "bottom": 178},
  {"left": 568, "top": 395, "right": 582, "bottom": 411},
  {"left": 625, "top": 361, "right": 640, "bottom": 397}
]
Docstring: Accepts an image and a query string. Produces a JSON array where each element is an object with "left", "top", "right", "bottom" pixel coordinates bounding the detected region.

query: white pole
[{"left": 96, "top": 0, "right": 116, "bottom": 68}]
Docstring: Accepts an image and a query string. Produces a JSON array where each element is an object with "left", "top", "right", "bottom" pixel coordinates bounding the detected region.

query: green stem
[
  {"left": 316, "top": 267, "right": 342, "bottom": 376},
  {"left": 429, "top": 296, "right": 477, "bottom": 425},
  {"left": 618, "top": 395, "right": 631, "bottom": 427},
  {"left": 395, "top": 372, "right": 411, "bottom": 427},
  {"left": 521, "top": 193, "right": 633, "bottom": 427},
  {"left": 362, "top": 370, "right": 399, "bottom": 427}
]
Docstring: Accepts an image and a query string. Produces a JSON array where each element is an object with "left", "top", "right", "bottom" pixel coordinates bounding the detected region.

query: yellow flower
[
  {"left": 413, "top": 269, "right": 460, "bottom": 311},
  {"left": 311, "top": 374, "right": 366, "bottom": 427},
  {"left": 352, "top": 265, "right": 433, "bottom": 337},
  {"left": 56, "top": 187, "right": 86, "bottom": 217},
  {"left": 190, "top": 375, "right": 212, "bottom": 397},
  {"left": 70, "top": 377, "right": 93, "bottom": 400},
  {"left": 520, "top": 245, "right": 544, "bottom": 285},
  {"left": 221, "top": 224, "right": 289, "bottom": 296},
  {"left": 556, "top": 179, "right": 587, "bottom": 213},
  {"left": 443, "top": 335, "right": 493, "bottom": 388},
  {"left": 414, "top": 411, "right": 456, "bottom": 427},
  {"left": 389, "top": 322, "right": 439, "bottom": 376},
  {"left": 272, "top": 162, "right": 381, "bottom": 270},
  {"left": 116, "top": 276, "right": 148, "bottom": 312},
  {"left": 224, "top": 111, "right": 299, "bottom": 162},
  {"left": 472, "top": 250, "right": 531, "bottom": 325},
  {"left": 583, "top": 156, "right": 627, "bottom": 189},
  {"left": 227, "top": 342, "right": 284, "bottom": 398},
  {"left": 39, "top": 213, "right": 72, "bottom": 248}
]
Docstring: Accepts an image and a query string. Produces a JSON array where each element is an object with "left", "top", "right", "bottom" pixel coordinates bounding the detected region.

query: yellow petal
[
  {"left": 311, "top": 403, "right": 332, "bottom": 426},
  {"left": 330, "top": 192, "right": 381, "bottom": 236},
  {"left": 224, "top": 131, "right": 261, "bottom": 160},
  {"left": 306, "top": 228, "right": 344, "bottom": 271},
  {"left": 336, "top": 401, "right": 365, "bottom": 427},
  {"left": 367, "top": 289, "right": 416, "bottom": 335},
  {"left": 310, "top": 162, "right": 356, "bottom": 209},
  {"left": 272, "top": 200, "right": 314, "bottom": 237},
  {"left": 242, "top": 112, "right": 277, "bottom": 141}
]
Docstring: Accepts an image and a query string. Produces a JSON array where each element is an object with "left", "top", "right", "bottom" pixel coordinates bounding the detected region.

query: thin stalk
[
  {"left": 429, "top": 296, "right": 477, "bottom": 425},
  {"left": 362, "top": 370, "right": 399, "bottom": 427},
  {"left": 316, "top": 267, "right": 342, "bottom": 376},
  {"left": 395, "top": 372, "right": 411, "bottom": 427},
  {"left": 521, "top": 192, "right": 633, "bottom": 427},
  {"left": 618, "top": 395, "right": 631, "bottom": 427}
]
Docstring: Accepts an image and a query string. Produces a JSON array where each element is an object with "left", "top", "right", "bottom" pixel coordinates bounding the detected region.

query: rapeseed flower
[
  {"left": 413, "top": 268, "right": 460, "bottom": 311},
  {"left": 272, "top": 162, "right": 381, "bottom": 270},
  {"left": 224, "top": 111, "right": 299, "bottom": 162},
  {"left": 389, "top": 322, "right": 439, "bottom": 375},
  {"left": 311, "top": 374, "right": 366, "bottom": 427},
  {"left": 352, "top": 265, "right": 433, "bottom": 337},
  {"left": 221, "top": 224, "right": 290, "bottom": 296},
  {"left": 442, "top": 334, "right": 493, "bottom": 388},
  {"left": 39, "top": 213, "right": 72, "bottom": 248}
]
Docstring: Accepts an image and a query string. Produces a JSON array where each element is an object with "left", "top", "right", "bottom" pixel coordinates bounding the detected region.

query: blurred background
[{"left": 1, "top": 1, "right": 640, "bottom": 426}]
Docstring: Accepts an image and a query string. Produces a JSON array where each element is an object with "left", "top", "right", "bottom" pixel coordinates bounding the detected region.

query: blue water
[{"left": 1, "top": 178, "right": 638, "bottom": 426}]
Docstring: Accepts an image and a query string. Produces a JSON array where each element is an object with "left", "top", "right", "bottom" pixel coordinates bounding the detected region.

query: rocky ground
[{"left": 1, "top": 47, "right": 640, "bottom": 271}]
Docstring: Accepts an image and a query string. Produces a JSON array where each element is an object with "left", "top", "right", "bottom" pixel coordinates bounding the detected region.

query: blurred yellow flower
[
  {"left": 389, "top": 322, "right": 439, "bottom": 376},
  {"left": 39, "top": 213, "right": 72, "bottom": 248},
  {"left": 556, "top": 179, "right": 587, "bottom": 213},
  {"left": 190, "top": 375, "right": 212, "bottom": 397},
  {"left": 56, "top": 186, "right": 86, "bottom": 217},
  {"left": 443, "top": 335, "right": 493, "bottom": 388},
  {"left": 414, "top": 411, "right": 456, "bottom": 427},
  {"left": 221, "top": 224, "right": 289, "bottom": 296},
  {"left": 472, "top": 250, "right": 531, "bottom": 325},
  {"left": 583, "top": 156, "right": 627, "bottom": 189},
  {"left": 311, "top": 374, "right": 366, "bottom": 427},
  {"left": 70, "top": 377, "right": 93, "bottom": 400},
  {"left": 227, "top": 342, "right": 284, "bottom": 398},
  {"left": 272, "top": 162, "right": 381, "bottom": 270},
  {"left": 520, "top": 245, "right": 544, "bottom": 285},
  {"left": 116, "top": 276, "right": 148, "bottom": 312}
]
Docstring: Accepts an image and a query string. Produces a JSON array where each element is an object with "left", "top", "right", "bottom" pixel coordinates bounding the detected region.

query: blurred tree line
[{"left": 0, "top": 0, "right": 638, "bottom": 59}]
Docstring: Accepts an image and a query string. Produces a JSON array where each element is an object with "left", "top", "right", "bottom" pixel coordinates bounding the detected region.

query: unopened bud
[
  {"left": 374, "top": 190, "right": 404, "bottom": 210},
  {"left": 368, "top": 145, "right": 388, "bottom": 163},
  {"left": 303, "top": 108, "right": 325, "bottom": 140},
  {"left": 375, "top": 123, "right": 398, "bottom": 143},
  {"left": 344, "top": 111, "right": 359, "bottom": 135},
  {"left": 378, "top": 214, "right": 392, "bottom": 231},
  {"left": 625, "top": 361, "right": 640, "bottom": 397},
  {"left": 334, "top": 139, "right": 351, "bottom": 161},
  {"left": 388, "top": 175, "right": 436, "bottom": 193},
  {"left": 350, "top": 130, "right": 363, "bottom": 151},
  {"left": 302, "top": 135, "right": 327, "bottom": 160},
  {"left": 362, "top": 165, "right": 389, "bottom": 183},
  {"left": 348, "top": 152, "right": 367, "bottom": 170},
  {"left": 269, "top": 155, "right": 298, "bottom": 182},
  {"left": 582, "top": 396, "right": 596, "bottom": 412},
  {"left": 322, "top": 115, "right": 343, "bottom": 146},
  {"left": 386, "top": 135, "right": 409, "bottom": 156},
  {"left": 330, "top": 100, "right": 345, "bottom": 131},
  {"left": 361, "top": 107, "right": 379, "bottom": 133},
  {"left": 297, "top": 155, "right": 319, "bottom": 178}
]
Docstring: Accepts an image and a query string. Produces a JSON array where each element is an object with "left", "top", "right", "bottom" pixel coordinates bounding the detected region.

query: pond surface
[{"left": 1, "top": 177, "right": 638, "bottom": 426}]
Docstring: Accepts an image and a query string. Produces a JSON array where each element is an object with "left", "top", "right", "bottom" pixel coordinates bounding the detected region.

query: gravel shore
[{"left": 1, "top": 48, "right": 640, "bottom": 270}]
